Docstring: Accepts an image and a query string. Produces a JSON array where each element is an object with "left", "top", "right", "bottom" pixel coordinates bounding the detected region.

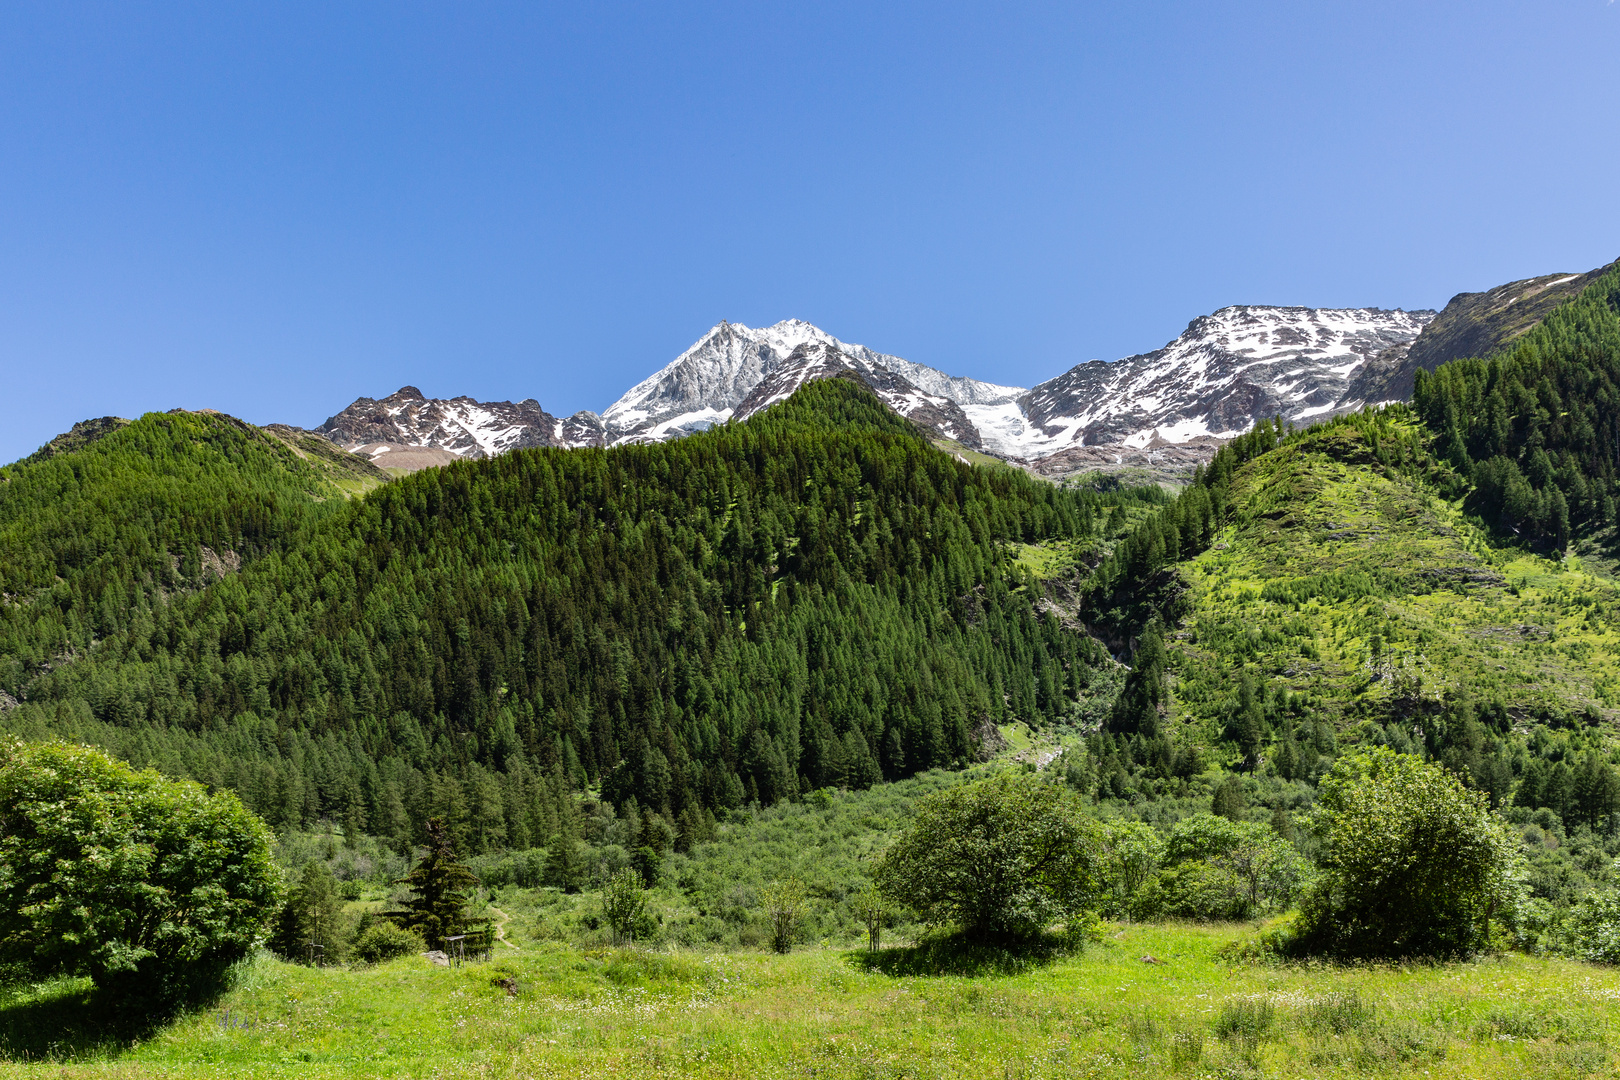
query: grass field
[{"left": 2, "top": 924, "right": 1616, "bottom": 1078}]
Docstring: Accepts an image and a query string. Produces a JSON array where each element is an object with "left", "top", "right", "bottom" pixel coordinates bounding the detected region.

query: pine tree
[
  {"left": 271, "top": 861, "right": 349, "bottom": 966},
  {"left": 390, "top": 817, "right": 486, "bottom": 951}
]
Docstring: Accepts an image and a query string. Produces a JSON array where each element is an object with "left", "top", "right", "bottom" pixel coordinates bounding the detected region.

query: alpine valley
[{"left": 4, "top": 259, "right": 1620, "bottom": 1071}]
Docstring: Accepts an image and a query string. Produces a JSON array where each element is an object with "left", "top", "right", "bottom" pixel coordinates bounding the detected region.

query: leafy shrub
[
  {"left": 874, "top": 770, "right": 1103, "bottom": 942},
  {"left": 0, "top": 739, "right": 281, "bottom": 1001},
  {"left": 1097, "top": 820, "right": 1164, "bottom": 918},
  {"left": 468, "top": 848, "right": 550, "bottom": 889},
  {"left": 1127, "top": 813, "right": 1306, "bottom": 921},
  {"left": 601, "top": 869, "right": 648, "bottom": 946},
  {"left": 853, "top": 884, "right": 887, "bottom": 951},
  {"left": 1295, "top": 748, "right": 1522, "bottom": 957},
  {"left": 1134, "top": 860, "right": 1250, "bottom": 922},
  {"left": 760, "top": 877, "right": 808, "bottom": 953},
  {"left": 352, "top": 921, "right": 423, "bottom": 965},
  {"left": 1557, "top": 891, "right": 1620, "bottom": 964}
]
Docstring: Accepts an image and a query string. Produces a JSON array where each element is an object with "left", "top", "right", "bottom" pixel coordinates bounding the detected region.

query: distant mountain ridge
[
  {"left": 298, "top": 258, "right": 1616, "bottom": 475},
  {"left": 313, "top": 310, "right": 1433, "bottom": 472}
]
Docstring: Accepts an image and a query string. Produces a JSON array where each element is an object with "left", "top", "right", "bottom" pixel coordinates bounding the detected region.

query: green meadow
[{"left": 3, "top": 925, "right": 1617, "bottom": 1079}]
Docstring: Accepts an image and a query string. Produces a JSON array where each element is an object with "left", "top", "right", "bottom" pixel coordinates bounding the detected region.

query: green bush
[
  {"left": 601, "top": 869, "right": 648, "bottom": 946},
  {"left": 874, "top": 770, "right": 1103, "bottom": 942},
  {"left": 1134, "top": 860, "right": 1251, "bottom": 922},
  {"left": 760, "top": 876, "right": 808, "bottom": 954},
  {"left": 0, "top": 739, "right": 282, "bottom": 1000},
  {"left": 1120, "top": 813, "right": 1306, "bottom": 921},
  {"left": 352, "top": 921, "right": 424, "bottom": 965},
  {"left": 1558, "top": 891, "right": 1620, "bottom": 965},
  {"left": 1097, "top": 820, "right": 1164, "bottom": 918},
  {"left": 1295, "top": 748, "right": 1522, "bottom": 958}
]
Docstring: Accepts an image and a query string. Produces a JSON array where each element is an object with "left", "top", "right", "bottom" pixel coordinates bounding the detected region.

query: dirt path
[{"left": 488, "top": 905, "right": 519, "bottom": 950}]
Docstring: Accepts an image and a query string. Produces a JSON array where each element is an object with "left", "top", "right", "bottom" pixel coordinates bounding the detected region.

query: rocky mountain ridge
[
  {"left": 1347, "top": 261, "right": 1617, "bottom": 403},
  {"left": 302, "top": 259, "right": 1615, "bottom": 476},
  {"left": 994, "top": 305, "right": 1435, "bottom": 459},
  {"left": 314, "top": 386, "right": 608, "bottom": 464}
]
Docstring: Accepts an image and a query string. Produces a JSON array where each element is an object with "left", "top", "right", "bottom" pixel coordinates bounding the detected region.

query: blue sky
[{"left": 1, "top": 1, "right": 1617, "bottom": 463}]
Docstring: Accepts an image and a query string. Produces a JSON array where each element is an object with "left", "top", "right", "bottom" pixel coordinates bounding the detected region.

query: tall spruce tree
[{"left": 390, "top": 817, "right": 487, "bottom": 951}]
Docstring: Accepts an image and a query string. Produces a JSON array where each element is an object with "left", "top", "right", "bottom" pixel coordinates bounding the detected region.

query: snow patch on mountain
[{"left": 1002, "top": 306, "right": 1434, "bottom": 459}]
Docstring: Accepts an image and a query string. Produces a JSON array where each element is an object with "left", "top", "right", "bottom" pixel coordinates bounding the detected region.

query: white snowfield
[{"left": 321, "top": 306, "right": 1434, "bottom": 465}]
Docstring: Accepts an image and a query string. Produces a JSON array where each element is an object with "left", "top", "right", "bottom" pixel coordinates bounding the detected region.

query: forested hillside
[
  {"left": 1050, "top": 271, "right": 1620, "bottom": 898},
  {"left": 2, "top": 377, "right": 1156, "bottom": 853},
  {"left": 0, "top": 412, "right": 386, "bottom": 700},
  {"left": 1414, "top": 262, "right": 1620, "bottom": 546}
]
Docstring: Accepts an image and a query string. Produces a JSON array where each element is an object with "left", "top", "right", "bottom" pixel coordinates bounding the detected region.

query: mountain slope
[
  {"left": 1350, "top": 258, "right": 1619, "bottom": 403},
  {"left": 3, "top": 379, "right": 1160, "bottom": 852},
  {"left": 1035, "top": 266, "right": 1620, "bottom": 833},
  {"left": 1166, "top": 416, "right": 1619, "bottom": 739},
  {"left": 986, "top": 306, "right": 1433, "bottom": 460},
  {"left": 0, "top": 410, "right": 387, "bottom": 697},
  {"left": 1412, "top": 262, "right": 1620, "bottom": 548}
]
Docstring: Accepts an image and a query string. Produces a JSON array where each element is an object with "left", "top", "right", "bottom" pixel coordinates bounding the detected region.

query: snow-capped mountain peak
[
  {"left": 599, "top": 319, "right": 1022, "bottom": 445},
  {"left": 313, "top": 305, "right": 1437, "bottom": 477}
]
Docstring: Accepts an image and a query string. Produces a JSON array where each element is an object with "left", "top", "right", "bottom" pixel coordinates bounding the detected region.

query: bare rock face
[
  {"left": 1347, "top": 259, "right": 1619, "bottom": 403},
  {"left": 316, "top": 386, "right": 607, "bottom": 466}
]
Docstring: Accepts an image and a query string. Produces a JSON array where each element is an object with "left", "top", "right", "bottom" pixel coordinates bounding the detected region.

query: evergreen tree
[
  {"left": 271, "top": 862, "right": 349, "bottom": 966},
  {"left": 390, "top": 817, "right": 486, "bottom": 951}
]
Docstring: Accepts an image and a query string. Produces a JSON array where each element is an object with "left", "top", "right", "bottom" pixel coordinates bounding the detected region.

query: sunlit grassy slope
[
  {"left": 3, "top": 925, "right": 1617, "bottom": 1078},
  {"left": 1163, "top": 419, "right": 1620, "bottom": 741}
]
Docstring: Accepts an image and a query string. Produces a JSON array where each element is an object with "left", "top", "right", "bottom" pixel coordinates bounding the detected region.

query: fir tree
[{"left": 390, "top": 817, "right": 486, "bottom": 951}]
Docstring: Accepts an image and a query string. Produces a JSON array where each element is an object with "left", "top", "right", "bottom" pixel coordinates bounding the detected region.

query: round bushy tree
[
  {"left": 875, "top": 770, "right": 1103, "bottom": 942},
  {"left": 1296, "top": 747, "right": 1522, "bottom": 958},
  {"left": 0, "top": 740, "right": 281, "bottom": 1000}
]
